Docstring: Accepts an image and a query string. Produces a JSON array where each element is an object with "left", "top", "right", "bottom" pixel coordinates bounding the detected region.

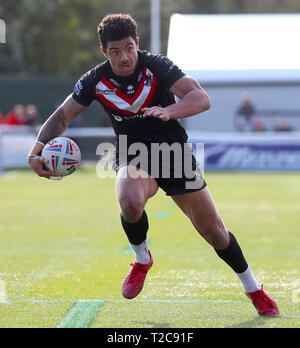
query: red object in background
[
  {"left": 0, "top": 112, "right": 4, "bottom": 124},
  {"left": 4, "top": 105, "right": 27, "bottom": 125}
]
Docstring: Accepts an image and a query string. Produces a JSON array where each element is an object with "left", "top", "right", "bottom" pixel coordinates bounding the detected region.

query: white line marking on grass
[
  {"left": 7, "top": 299, "right": 246, "bottom": 304},
  {"left": 0, "top": 249, "right": 299, "bottom": 255},
  {"left": 133, "top": 299, "right": 245, "bottom": 303},
  {"left": 0, "top": 276, "right": 8, "bottom": 304},
  {"left": 2, "top": 298, "right": 248, "bottom": 329},
  {"left": 0, "top": 249, "right": 212, "bottom": 255}
]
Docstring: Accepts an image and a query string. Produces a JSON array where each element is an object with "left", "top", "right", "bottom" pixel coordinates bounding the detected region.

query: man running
[{"left": 28, "top": 14, "right": 279, "bottom": 317}]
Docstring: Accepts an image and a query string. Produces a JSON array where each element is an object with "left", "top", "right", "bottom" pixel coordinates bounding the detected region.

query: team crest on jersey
[
  {"left": 127, "top": 85, "right": 135, "bottom": 96},
  {"left": 94, "top": 68, "right": 158, "bottom": 116}
]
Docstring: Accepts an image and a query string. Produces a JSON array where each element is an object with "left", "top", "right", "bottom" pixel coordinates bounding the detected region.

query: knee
[{"left": 119, "top": 194, "right": 145, "bottom": 223}]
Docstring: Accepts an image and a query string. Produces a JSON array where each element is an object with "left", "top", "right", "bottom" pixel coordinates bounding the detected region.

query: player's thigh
[
  {"left": 116, "top": 165, "right": 159, "bottom": 209},
  {"left": 172, "top": 187, "right": 218, "bottom": 219},
  {"left": 172, "top": 187, "right": 229, "bottom": 247}
]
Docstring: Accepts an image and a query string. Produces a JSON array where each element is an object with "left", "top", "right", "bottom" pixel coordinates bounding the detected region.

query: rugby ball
[{"left": 42, "top": 137, "right": 81, "bottom": 177}]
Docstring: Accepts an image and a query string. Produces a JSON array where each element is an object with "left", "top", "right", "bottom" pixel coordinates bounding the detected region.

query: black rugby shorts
[{"left": 113, "top": 142, "right": 207, "bottom": 196}]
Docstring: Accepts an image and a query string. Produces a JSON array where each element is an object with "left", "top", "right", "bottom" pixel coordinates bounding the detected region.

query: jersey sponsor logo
[
  {"left": 94, "top": 68, "right": 158, "bottom": 117},
  {"left": 109, "top": 78, "right": 121, "bottom": 88},
  {"left": 96, "top": 87, "right": 117, "bottom": 95},
  {"left": 112, "top": 113, "right": 144, "bottom": 122}
]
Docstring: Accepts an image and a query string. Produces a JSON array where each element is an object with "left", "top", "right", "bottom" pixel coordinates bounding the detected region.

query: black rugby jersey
[{"left": 72, "top": 50, "right": 188, "bottom": 144}]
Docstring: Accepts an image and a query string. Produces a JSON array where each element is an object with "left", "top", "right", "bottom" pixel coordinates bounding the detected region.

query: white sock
[
  {"left": 130, "top": 239, "right": 150, "bottom": 264},
  {"left": 236, "top": 266, "right": 261, "bottom": 293}
]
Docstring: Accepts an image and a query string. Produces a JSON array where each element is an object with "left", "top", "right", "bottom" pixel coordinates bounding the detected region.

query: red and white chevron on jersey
[{"left": 94, "top": 68, "right": 158, "bottom": 116}]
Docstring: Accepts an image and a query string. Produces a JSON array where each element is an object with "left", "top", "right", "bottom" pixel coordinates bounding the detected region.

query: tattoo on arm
[{"left": 37, "top": 108, "right": 68, "bottom": 144}]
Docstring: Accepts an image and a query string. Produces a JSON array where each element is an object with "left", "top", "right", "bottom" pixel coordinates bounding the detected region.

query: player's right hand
[{"left": 28, "top": 156, "right": 62, "bottom": 180}]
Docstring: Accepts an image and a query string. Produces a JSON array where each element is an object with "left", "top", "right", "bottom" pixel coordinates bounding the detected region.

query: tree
[{"left": 1, "top": 0, "right": 300, "bottom": 75}]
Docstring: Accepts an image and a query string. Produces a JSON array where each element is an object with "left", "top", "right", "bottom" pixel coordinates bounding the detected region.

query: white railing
[
  {"left": 0, "top": 126, "right": 115, "bottom": 170},
  {"left": 0, "top": 125, "right": 115, "bottom": 137},
  {"left": 1, "top": 125, "right": 300, "bottom": 171}
]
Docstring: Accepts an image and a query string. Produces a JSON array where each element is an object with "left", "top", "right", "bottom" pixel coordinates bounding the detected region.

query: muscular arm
[
  {"left": 142, "top": 76, "right": 211, "bottom": 122},
  {"left": 37, "top": 95, "right": 85, "bottom": 146},
  {"left": 168, "top": 76, "right": 211, "bottom": 119},
  {"left": 36, "top": 106, "right": 68, "bottom": 145},
  {"left": 28, "top": 95, "right": 86, "bottom": 178}
]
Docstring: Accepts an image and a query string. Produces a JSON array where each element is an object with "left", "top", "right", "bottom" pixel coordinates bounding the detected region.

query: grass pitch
[{"left": 0, "top": 169, "right": 299, "bottom": 328}]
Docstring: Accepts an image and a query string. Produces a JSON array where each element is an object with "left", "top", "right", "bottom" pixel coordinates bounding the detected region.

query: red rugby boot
[
  {"left": 246, "top": 285, "right": 280, "bottom": 318},
  {"left": 122, "top": 250, "right": 153, "bottom": 299}
]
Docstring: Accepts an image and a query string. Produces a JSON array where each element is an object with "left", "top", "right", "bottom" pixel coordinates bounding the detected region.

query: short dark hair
[{"left": 98, "top": 14, "right": 138, "bottom": 49}]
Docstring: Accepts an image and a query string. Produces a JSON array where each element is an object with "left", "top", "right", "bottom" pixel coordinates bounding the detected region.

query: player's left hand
[{"left": 142, "top": 106, "right": 171, "bottom": 122}]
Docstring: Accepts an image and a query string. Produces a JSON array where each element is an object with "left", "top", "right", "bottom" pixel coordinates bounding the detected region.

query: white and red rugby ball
[{"left": 42, "top": 137, "right": 81, "bottom": 177}]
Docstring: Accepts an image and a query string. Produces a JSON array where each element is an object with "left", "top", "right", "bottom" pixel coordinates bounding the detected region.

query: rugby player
[{"left": 28, "top": 14, "right": 279, "bottom": 317}]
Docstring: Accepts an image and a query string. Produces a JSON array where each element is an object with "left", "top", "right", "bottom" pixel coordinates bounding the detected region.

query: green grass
[{"left": 0, "top": 169, "right": 299, "bottom": 328}]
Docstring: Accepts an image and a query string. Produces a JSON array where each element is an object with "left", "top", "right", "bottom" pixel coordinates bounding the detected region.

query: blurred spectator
[
  {"left": 4, "top": 104, "right": 27, "bottom": 125},
  {"left": 235, "top": 93, "right": 257, "bottom": 132},
  {"left": 0, "top": 110, "right": 4, "bottom": 124},
  {"left": 253, "top": 116, "right": 266, "bottom": 132},
  {"left": 274, "top": 118, "right": 293, "bottom": 132},
  {"left": 25, "top": 104, "right": 40, "bottom": 127}
]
